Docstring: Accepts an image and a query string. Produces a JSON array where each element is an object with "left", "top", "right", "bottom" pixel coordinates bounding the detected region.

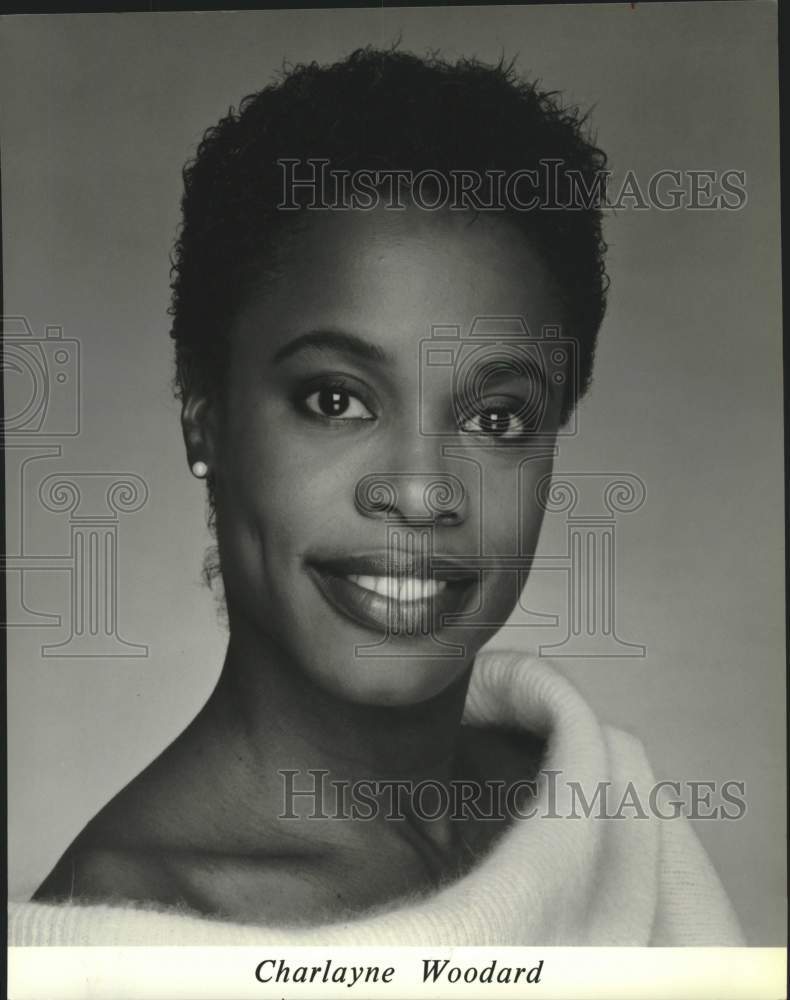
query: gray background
[{"left": 2, "top": 3, "right": 784, "bottom": 943}]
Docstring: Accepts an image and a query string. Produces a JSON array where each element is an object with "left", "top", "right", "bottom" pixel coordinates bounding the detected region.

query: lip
[
  {"left": 305, "top": 552, "right": 479, "bottom": 635},
  {"left": 306, "top": 551, "right": 478, "bottom": 582}
]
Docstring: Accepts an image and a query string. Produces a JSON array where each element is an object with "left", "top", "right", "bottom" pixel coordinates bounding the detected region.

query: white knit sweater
[{"left": 8, "top": 650, "right": 744, "bottom": 946}]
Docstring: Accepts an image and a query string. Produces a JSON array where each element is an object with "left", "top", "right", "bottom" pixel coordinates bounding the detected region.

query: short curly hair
[{"left": 169, "top": 46, "right": 609, "bottom": 422}]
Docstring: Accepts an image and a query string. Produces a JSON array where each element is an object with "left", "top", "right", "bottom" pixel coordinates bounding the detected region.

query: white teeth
[{"left": 347, "top": 575, "right": 446, "bottom": 601}]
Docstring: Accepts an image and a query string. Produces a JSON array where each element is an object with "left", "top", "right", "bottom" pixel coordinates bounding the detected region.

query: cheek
[
  {"left": 518, "top": 460, "right": 553, "bottom": 552},
  {"left": 519, "top": 464, "right": 551, "bottom": 538},
  {"left": 217, "top": 402, "right": 356, "bottom": 567},
  {"left": 472, "top": 458, "right": 552, "bottom": 629},
  {"left": 474, "top": 454, "right": 554, "bottom": 555}
]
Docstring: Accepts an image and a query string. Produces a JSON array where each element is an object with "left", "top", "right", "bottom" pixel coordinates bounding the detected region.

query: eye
[
  {"left": 459, "top": 401, "right": 530, "bottom": 440},
  {"left": 303, "top": 384, "right": 375, "bottom": 421}
]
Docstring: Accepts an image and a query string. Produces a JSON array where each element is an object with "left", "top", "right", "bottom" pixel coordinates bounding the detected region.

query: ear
[{"left": 181, "top": 388, "right": 220, "bottom": 474}]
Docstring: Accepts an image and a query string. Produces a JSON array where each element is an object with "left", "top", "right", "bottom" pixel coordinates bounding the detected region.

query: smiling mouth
[
  {"left": 305, "top": 554, "right": 478, "bottom": 635},
  {"left": 346, "top": 574, "right": 446, "bottom": 601}
]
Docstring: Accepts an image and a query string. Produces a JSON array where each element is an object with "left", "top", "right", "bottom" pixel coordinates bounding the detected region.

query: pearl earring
[{"left": 191, "top": 460, "right": 208, "bottom": 479}]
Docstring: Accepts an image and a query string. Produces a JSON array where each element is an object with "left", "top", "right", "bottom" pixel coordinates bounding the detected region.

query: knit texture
[{"left": 8, "top": 650, "right": 744, "bottom": 946}]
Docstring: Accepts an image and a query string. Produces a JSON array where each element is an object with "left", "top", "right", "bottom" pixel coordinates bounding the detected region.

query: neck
[{"left": 206, "top": 615, "right": 473, "bottom": 789}]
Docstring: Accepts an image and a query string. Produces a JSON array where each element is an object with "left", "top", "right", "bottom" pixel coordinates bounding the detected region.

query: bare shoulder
[
  {"left": 32, "top": 716, "right": 236, "bottom": 905},
  {"left": 31, "top": 715, "right": 318, "bottom": 915},
  {"left": 33, "top": 844, "right": 182, "bottom": 908},
  {"left": 32, "top": 745, "right": 205, "bottom": 907}
]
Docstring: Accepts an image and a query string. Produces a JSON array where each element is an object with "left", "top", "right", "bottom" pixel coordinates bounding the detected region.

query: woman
[{"left": 10, "top": 47, "right": 743, "bottom": 945}]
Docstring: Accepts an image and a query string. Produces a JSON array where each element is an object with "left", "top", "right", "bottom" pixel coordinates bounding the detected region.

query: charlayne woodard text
[{"left": 255, "top": 957, "right": 545, "bottom": 987}]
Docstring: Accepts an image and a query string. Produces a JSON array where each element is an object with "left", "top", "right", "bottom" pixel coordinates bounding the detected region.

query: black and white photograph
[{"left": 2, "top": 3, "right": 785, "bottom": 997}]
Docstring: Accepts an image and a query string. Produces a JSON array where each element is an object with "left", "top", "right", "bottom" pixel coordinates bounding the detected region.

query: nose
[{"left": 355, "top": 469, "right": 467, "bottom": 525}]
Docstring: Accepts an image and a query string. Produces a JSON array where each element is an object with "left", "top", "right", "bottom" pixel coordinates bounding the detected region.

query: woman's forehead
[
  {"left": 278, "top": 203, "right": 545, "bottom": 278},
  {"left": 233, "top": 206, "right": 565, "bottom": 358}
]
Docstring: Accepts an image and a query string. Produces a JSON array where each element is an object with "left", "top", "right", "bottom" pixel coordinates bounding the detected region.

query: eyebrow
[{"left": 272, "top": 329, "right": 391, "bottom": 367}]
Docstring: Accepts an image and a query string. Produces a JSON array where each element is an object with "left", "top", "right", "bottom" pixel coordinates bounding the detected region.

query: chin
[{"left": 315, "top": 651, "right": 473, "bottom": 707}]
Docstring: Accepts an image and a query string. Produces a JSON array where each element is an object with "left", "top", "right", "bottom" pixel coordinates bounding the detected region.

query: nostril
[
  {"left": 422, "top": 477, "right": 466, "bottom": 521},
  {"left": 434, "top": 508, "right": 462, "bottom": 526},
  {"left": 354, "top": 471, "right": 467, "bottom": 522},
  {"left": 355, "top": 475, "right": 398, "bottom": 516}
]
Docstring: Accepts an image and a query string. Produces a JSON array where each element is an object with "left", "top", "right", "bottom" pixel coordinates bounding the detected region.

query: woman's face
[{"left": 208, "top": 206, "right": 568, "bottom": 706}]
